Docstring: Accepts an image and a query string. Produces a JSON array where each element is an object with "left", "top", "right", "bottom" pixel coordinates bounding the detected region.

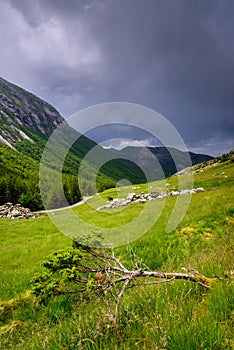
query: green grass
[
  {"left": 0, "top": 160, "right": 233, "bottom": 349},
  {"left": 0, "top": 217, "right": 70, "bottom": 300}
]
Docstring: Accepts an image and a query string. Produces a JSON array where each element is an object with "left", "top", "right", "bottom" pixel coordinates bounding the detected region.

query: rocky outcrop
[
  {"left": 0, "top": 76, "right": 65, "bottom": 147},
  {"left": 0, "top": 203, "right": 39, "bottom": 219},
  {"left": 97, "top": 188, "right": 205, "bottom": 211}
]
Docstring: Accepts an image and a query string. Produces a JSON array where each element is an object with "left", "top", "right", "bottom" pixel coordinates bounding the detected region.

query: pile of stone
[
  {"left": 0, "top": 202, "right": 39, "bottom": 219},
  {"left": 97, "top": 188, "right": 204, "bottom": 211}
]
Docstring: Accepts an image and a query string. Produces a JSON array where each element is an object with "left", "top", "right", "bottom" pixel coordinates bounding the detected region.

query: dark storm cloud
[{"left": 0, "top": 0, "right": 233, "bottom": 155}]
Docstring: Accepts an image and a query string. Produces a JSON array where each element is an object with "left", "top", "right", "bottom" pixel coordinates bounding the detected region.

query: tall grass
[{"left": 0, "top": 160, "right": 233, "bottom": 349}]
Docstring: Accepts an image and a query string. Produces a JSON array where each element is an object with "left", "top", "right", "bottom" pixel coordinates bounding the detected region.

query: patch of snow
[
  {"left": 16, "top": 129, "right": 35, "bottom": 143},
  {"left": 0, "top": 135, "right": 17, "bottom": 151}
]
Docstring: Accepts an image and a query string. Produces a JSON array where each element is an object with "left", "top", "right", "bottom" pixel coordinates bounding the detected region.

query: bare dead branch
[
  {"left": 127, "top": 277, "right": 176, "bottom": 289},
  {"left": 88, "top": 249, "right": 217, "bottom": 325},
  {"left": 113, "top": 277, "right": 132, "bottom": 325},
  {"left": 110, "top": 255, "right": 129, "bottom": 272}
]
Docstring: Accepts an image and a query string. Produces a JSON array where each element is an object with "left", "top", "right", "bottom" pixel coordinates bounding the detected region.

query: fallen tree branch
[
  {"left": 127, "top": 277, "right": 176, "bottom": 289},
  {"left": 31, "top": 244, "right": 218, "bottom": 326},
  {"left": 97, "top": 266, "right": 216, "bottom": 325}
]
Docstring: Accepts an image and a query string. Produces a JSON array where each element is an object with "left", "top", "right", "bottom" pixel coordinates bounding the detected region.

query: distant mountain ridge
[{"left": 108, "top": 146, "right": 213, "bottom": 180}]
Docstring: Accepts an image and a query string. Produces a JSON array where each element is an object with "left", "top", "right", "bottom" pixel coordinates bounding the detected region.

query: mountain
[
  {"left": 0, "top": 77, "right": 146, "bottom": 209},
  {"left": 109, "top": 146, "right": 213, "bottom": 181},
  {"left": 0, "top": 77, "right": 64, "bottom": 147},
  {"left": 0, "top": 76, "right": 214, "bottom": 209}
]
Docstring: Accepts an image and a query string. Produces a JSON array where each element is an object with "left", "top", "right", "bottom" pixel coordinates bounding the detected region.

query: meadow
[{"left": 0, "top": 159, "right": 233, "bottom": 349}]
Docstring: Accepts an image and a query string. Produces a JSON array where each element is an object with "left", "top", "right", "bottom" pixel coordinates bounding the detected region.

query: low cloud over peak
[{"left": 101, "top": 138, "right": 159, "bottom": 151}]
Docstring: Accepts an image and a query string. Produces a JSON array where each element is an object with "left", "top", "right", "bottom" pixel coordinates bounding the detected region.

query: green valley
[{"left": 0, "top": 155, "right": 233, "bottom": 349}]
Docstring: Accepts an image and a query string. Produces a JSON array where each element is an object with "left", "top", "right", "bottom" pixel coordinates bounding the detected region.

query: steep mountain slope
[
  {"left": 0, "top": 77, "right": 64, "bottom": 146},
  {"left": 0, "top": 77, "right": 146, "bottom": 208}
]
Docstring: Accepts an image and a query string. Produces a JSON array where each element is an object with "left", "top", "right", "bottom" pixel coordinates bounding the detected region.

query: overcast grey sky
[{"left": 0, "top": 0, "right": 233, "bottom": 156}]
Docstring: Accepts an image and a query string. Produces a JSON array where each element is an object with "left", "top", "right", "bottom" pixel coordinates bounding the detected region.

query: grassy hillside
[
  {"left": 0, "top": 158, "right": 233, "bottom": 349},
  {"left": 0, "top": 134, "right": 146, "bottom": 210},
  {"left": 0, "top": 140, "right": 146, "bottom": 211},
  {"left": 0, "top": 143, "right": 82, "bottom": 210},
  {"left": 0, "top": 143, "right": 43, "bottom": 210},
  {"left": 0, "top": 76, "right": 148, "bottom": 208}
]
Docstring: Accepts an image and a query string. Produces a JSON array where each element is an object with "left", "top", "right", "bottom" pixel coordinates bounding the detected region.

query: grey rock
[
  {"left": 11, "top": 209, "right": 20, "bottom": 217},
  {"left": 96, "top": 187, "right": 205, "bottom": 211},
  {"left": 121, "top": 199, "right": 131, "bottom": 206},
  {"left": 194, "top": 187, "right": 205, "bottom": 192},
  {"left": 127, "top": 193, "right": 136, "bottom": 201},
  {"left": 169, "top": 191, "right": 179, "bottom": 196},
  {"left": 0, "top": 202, "right": 39, "bottom": 219},
  {"left": 179, "top": 189, "right": 196, "bottom": 195},
  {"left": 149, "top": 191, "right": 160, "bottom": 198}
]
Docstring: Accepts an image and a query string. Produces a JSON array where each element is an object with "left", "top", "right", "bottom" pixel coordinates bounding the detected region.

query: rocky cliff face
[{"left": 0, "top": 77, "right": 65, "bottom": 148}]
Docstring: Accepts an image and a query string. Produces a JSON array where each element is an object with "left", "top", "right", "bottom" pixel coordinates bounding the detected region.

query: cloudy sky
[{"left": 0, "top": 0, "right": 233, "bottom": 156}]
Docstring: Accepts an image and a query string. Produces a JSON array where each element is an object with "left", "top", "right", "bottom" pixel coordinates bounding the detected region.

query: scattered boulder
[
  {"left": 0, "top": 203, "right": 39, "bottom": 219},
  {"left": 179, "top": 189, "right": 195, "bottom": 195},
  {"left": 169, "top": 190, "right": 179, "bottom": 196},
  {"left": 127, "top": 193, "right": 136, "bottom": 201},
  {"left": 96, "top": 187, "right": 205, "bottom": 211},
  {"left": 194, "top": 187, "right": 205, "bottom": 193},
  {"left": 149, "top": 191, "right": 160, "bottom": 198}
]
